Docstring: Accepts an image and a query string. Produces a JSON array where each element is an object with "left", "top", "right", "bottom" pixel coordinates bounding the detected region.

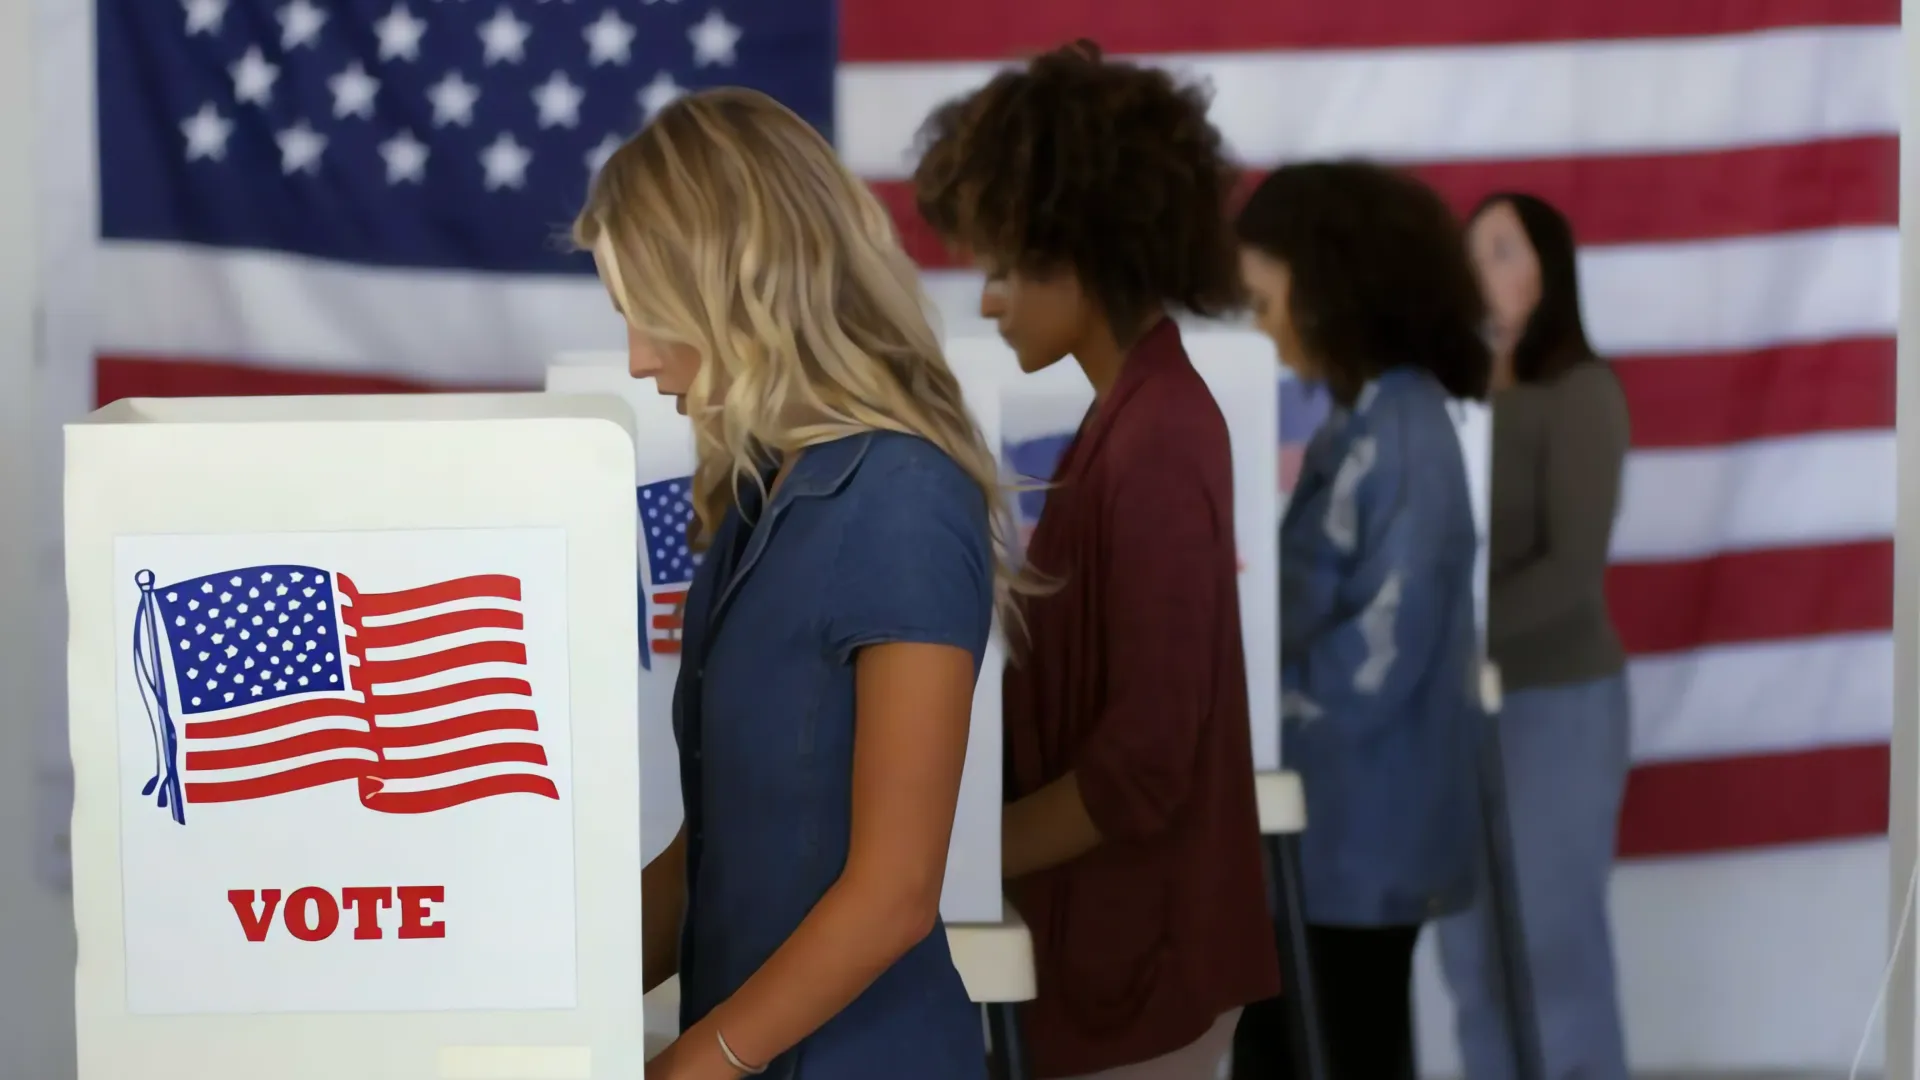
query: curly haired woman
[
  {"left": 1231, "top": 161, "right": 1492, "bottom": 1080},
  {"left": 914, "top": 41, "right": 1279, "bottom": 1080}
]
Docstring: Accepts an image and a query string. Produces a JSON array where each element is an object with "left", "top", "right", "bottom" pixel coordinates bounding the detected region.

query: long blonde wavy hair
[{"left": 573, "top": 87, "right": 1032, "bottom": 637}]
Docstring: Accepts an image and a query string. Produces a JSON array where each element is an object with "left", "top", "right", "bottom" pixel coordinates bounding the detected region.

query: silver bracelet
[{"left": 715, "top": 1029, "right": 767, "bottom": 1075}]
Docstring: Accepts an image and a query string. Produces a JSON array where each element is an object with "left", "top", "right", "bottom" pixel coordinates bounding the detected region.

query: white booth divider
[
  {"left": 65, "top": 393, "right": 647, "bottom": 1080},
  {"left": 544, "top": 363, "right": 697, "bottom": 874},
  {"left": 546, "top": 355, "right": 1008, "bottom": 926}
]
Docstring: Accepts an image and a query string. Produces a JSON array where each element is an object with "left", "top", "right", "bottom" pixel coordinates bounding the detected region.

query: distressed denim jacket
[{"left": 1280, "top": 367, "right": 1483, "bottom": 926}]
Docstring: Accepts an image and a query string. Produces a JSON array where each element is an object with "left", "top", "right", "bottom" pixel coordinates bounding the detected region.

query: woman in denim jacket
[{"left": 1229, "top": 161, "right": 1492, "bottom": 1080}]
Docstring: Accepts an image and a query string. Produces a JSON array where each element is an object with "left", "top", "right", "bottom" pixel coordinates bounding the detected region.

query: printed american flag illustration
[
  {"left": 132, "top": 564, "right": 559, "bottom": 822},
  {"left": 638, "top": 477, "right": 699, "bottom": 661},
  {"left": 51, "top": 1, "right": 1898, "bottom": 861}
]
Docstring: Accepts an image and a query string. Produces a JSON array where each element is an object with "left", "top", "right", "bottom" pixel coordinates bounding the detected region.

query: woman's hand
[
  {"left": 644, "top": 1024, "right": 748, "bottom": 1080},
  {"left": 1002, "top": 770, "right": 1103, "bottom": 880}
]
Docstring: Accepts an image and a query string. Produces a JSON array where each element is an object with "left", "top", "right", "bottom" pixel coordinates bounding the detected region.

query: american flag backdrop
[
  {"left": 50, "top": 0, "right": 1901, "bottom": 865},
  {"left": 131, "top": 563, "right": 559, "bottom": 819}
]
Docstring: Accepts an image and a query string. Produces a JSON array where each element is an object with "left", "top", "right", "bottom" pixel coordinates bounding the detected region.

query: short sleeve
[{"left": 822, "top": 440, "right": 995, "bottom": 666}]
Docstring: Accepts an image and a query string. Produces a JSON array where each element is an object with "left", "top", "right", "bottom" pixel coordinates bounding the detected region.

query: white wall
[{"left": 0, "top": 0, "right": 78, "bottom": 1073}]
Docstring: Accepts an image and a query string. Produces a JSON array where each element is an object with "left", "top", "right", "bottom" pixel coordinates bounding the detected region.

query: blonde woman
[{"left": 576, "top": 88, "right": 1015, "bottom": 1079}]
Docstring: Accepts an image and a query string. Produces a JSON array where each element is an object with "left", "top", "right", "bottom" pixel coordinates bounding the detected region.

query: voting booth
[
  {"left": 546, "top": 354, "right": 1009, "bottom": 926},
  {"left": 65, "top": 394, "right": 648, "bottom": 1080},
  {"left": 1452, "top": 399, "right": 1493, "bottom": 642}
]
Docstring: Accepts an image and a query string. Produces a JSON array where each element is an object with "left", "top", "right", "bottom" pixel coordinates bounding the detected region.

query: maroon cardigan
[{"left": 1004, "top": 320, "right": 1279, "bottom": 1077}]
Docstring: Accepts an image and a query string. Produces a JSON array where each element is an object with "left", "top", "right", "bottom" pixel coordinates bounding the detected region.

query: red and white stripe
[
  {"left": 649, "top": 586, "right": 688, "bottom": 656},
  {"left": 57, "top": 4, "right": 1900, "bottom": 856},
  {"left": 345, "top": 574, "right": 560, "bottom": 814},
  {"left": 180, "top": 690, "right": 379, "bottom": 806},
  {"left": 178, "top": 573, "right": 560, "bottom": 813}
]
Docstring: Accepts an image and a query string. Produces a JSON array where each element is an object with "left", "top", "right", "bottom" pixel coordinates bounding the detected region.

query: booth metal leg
[
  {"left": 1404, "top": 984, "right": 1420, "bottom": 1080},
  {"left": 985, "top": 1001, "right": 1030, "bottom": 1080},
  {"left": 1268, "top": 833, "right": 1330, "bottom": 1080},
  {"left": 1478, "top": 722, "right": 1547, "bottom": 1080}
]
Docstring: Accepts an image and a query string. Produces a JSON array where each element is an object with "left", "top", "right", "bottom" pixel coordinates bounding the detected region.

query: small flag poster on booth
[{"left": 112, "top": 527, "right": 579, "bottom": 1016}]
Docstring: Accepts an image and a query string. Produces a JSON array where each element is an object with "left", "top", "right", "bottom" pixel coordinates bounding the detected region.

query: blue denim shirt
[
  {"left": 672, "top": 431, "right": 991, "bottom": 1079},
  {"left": 1280, "top": 367, "right": 1483, "bottom": 927}
]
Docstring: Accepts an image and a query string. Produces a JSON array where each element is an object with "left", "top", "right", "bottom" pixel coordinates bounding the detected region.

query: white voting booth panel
[
  {"left": 65, "top": 394, "right": 647, "bottom": 1080},
  {"left": 546, "top": 355, "right": 1007, "bottom": 925},
  {"left": 1451, "top": 398, "right": 1493, "bottom": 644},
  {"left": 544, "top": 362, "right": 696, "bottom": 874},
  {"left": 945, "top": 332, "right": 1283, "bottom": 770}
]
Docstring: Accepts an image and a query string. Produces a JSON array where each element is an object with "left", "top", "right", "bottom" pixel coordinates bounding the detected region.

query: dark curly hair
[
  {"left": 1236, "top": 161, "right": 1491, "bottom": 404},
  {"left": 911, "top": 41, "right": 1242, "bottom": 334}
]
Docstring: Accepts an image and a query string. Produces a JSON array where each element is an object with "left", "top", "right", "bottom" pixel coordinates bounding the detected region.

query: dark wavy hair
[
  {"left": 1235, "top": 160, "right": 1490, "bottom": 404},
  {"left": 1470, "top": 192, "right": 1598, "bottom": 383},
  {"left": 910, "top": 40, "right": 1243, "bottom": 335}
]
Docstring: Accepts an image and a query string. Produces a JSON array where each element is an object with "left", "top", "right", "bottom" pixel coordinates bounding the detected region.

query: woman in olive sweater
[{"left": 1435, "top": 192, "right": 1633, "bottom": 1080}]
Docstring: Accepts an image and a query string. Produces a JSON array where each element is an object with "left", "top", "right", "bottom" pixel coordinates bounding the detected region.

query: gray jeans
[{"left": 1436, "top": 673, "right": 1633, "bottom": 1080}]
